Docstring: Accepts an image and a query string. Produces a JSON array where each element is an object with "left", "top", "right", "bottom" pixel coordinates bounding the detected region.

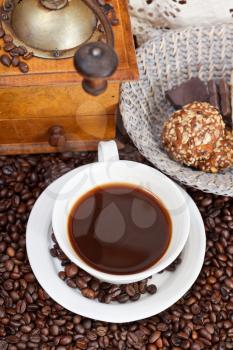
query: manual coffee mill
[{"left": 0, "top": 0, "right": 138, "bottom": 154}]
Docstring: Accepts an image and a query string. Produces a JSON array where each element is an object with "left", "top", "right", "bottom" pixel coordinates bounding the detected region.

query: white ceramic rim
[
  {"left": 26, "top": 165, "right": 206, "bottom": 323},
  {"left": 52, "top": 141, "right": 190, "bottom": 284}
]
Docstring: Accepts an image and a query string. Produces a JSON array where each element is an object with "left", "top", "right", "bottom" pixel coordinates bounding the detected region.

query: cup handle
[{"left": 98, "top": 141, "right": 119, "bottom": 162}]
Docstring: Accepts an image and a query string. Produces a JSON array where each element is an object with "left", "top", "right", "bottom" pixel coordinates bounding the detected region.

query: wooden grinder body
[{"left": 0, "top": 0, "right": 138, "bottom": 154}]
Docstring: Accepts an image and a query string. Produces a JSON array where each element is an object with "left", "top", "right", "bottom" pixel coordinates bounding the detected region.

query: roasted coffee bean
[
  {"left": 102, "top": 294, "right": 111, "bottom": 304},
  {"left": 6, "top": 247, "right": 15, "bottom": 258},
  {"left": 11, "top": 56, "right": 20, "bottom": 67},
  {"left": 1, "top": 54, "right": 11, "bottom": 67},
  {"left": 60, "top": 335, "right": 72, "bottom": 345},
  {"left": 64, "top": 263, "right": 78, "bottom": 278},
  {"left": 24, "top": 273, "right": 35, "bottom": 282},
  {"left": 76, "top": 277, "right": 88, "bottom": 289},
  {"left": 146, "top": 284, "right": 157, "bottom": 294},
  {"left": 9, "top": 48, "right": 20, "bottom": 57},
  {"left": 16, "top": 300, "right": 26, "bottom": 314},
  {"left": 66, "top": 278, "right": 76, "bottom": 288},
  {"left": 19, "top": 62, "right": 29, "bottom": 74},
  {"left": 21, "top": 326, "right": 32, "bottom": 334},
  {"left": 17, "top": 203, "right": 26, "bottom": 214},
  {"left": 147, "top": 345, "right": 157, "bottom": 350},
  {"left": 5, "top": 260, "right": 14, "bottom": 273},
  {"left": 17, "top": 46, "right": 27, "bottom": 56},
  {"left": 3, "top": 163, "right": 14, "bottom": 175},
  {"left": 149, "top": 330, "right": 161, "bottom": 343},
  {"left": 3, "top": 34, "right": 13, "bottom": 43},
  {"left": 224, "top": 278, "right": 233, "bottom": 289},
  {"left": 73, "top": 315, "right": 82, "bottom": 325},
  {"left": 201, "top": 197, "right": 212, "bottom": 207},
  {"left": 23, "top": 52, "right": 33, "bottom": 60},
  {"left": 50, "top": 325, "right": 59, "bottom": 336},
  {"left": 130, "top": 293, "right": 141, "bottom": 302},
  {"left": 4, "top": 43, "right": 15, "bottom": 52},
  {"left": 90, "top": 279, "right": 100, "bottom": 291},
  {"left": 75, "top": 338, "right": 88, "bottom": 349},
  {"left": 5, "top": 335, "right": 19, "bottom": 344},
  {"left": 191, "top": 304, "right": 201, "bottom": 315},
  {"left": 110, "top": 288, "right": 121, "bottom": 299},
  {"left": 139, "top": 280, "right": 147, "bottom": 293},
  {"left": 81, "top": 288, "right": 95, "bottom": 299},
  {"left": 30, "top": 335, "right": 41, "bottom": 343},
  {"left": 50, "top": 248, "right": 56, "bottom": 257},
  {"left": 117, "top": 293, "right": 129, "bottom": 303},
  {"left": 0, "top": 241, "right": 7, "bottom": 253},
  {"left": 227, "top": 245, "right": 233, "bottom": 255},
  {"left": 58, "top": 271, "right": 66, "bottom": 280},
  {"left": 126, "top": 284, "right": 136, "bottom": 297}
]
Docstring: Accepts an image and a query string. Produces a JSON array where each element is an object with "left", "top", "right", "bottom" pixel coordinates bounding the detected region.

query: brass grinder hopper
[{"left": 1, "top": 0, "right": 118, "bottom": 95}]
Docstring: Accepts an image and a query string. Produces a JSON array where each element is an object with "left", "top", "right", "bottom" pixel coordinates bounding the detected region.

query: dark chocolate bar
[
  {"left": 219, "top": 79, "right": 232, "bottom": 128},
  {"left": 208, "top": 80, "right": 220, "bottom": 110},
  {"left": 166, "top": 77, "right": 209, "bottom": 109}
]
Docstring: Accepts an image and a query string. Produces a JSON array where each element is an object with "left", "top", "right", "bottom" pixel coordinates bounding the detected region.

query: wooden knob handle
[
  {"left": 48, "top": 125, "right": 66, "bottom": 147},
  {"left": 74, "top": 42, "right": 118, "bottom": 96}
]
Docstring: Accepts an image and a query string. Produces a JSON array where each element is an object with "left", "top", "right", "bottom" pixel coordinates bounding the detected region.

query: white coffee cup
[{"left": 52, "top": 141, "right": 190, "bottom": 284}]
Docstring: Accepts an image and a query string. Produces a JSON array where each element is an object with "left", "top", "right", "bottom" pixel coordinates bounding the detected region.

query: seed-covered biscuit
[
  {"left": 162, "top": 102, "right": 225, "bottom": 167},
  {"left": 197, "top": 130, "right": 233, "bottom": 173}
]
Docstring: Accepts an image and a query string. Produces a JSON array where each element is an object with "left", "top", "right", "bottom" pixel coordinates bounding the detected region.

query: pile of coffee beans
[
  {"left": 0, "top": 0, "right": 119, "bottom": 73},
  {"left": 50, "top": 233, "right": 158, "bottom": 304},
  {"left": 0, "top": 147, "right": 233, "bottom": 349},
  {"left": 158, "top": 254, "right": 182, "bottom": 274},
  {"left": 94, "top": 1, "right": 120, "bottom": 43},
  {"left": 0, "top": 6, "right": 31, "bottom": 74},
  {"left": 97, "top": 0, "right": 120, "bottom": 26}
]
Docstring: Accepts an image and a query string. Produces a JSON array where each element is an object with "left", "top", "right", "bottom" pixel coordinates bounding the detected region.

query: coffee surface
[{"left": 68, "top": 184, "right": 171, "bottom": 275}]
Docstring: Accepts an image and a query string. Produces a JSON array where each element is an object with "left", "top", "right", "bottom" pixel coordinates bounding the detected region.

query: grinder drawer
[
  {"left": 0, "top": 114, "right": 116, "bottom": 154},
  {"left": 0, "top": 84, "right": 119, "bottom": 120}
]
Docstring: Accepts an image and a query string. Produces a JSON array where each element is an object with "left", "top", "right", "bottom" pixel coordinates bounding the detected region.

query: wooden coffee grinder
[{"left": 0, "top": 0, "right": 138, "bottom": 154}]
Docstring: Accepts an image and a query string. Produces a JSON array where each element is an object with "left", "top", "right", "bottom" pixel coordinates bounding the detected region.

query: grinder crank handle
[
  {"left": 74, "top": 42, "right": 118, "bottom": 96},
  {"left": 74, "top": 0, "right": 118, "bottom": 96}
]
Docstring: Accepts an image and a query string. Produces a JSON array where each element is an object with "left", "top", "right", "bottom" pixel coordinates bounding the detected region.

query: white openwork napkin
[{"left": 129, "top": 0, "right": 233, "bottom": 44}]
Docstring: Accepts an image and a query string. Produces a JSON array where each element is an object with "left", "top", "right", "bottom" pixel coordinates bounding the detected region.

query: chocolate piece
[
  {"left": 208, "top": 80, "right": 220, "bottom": 110},
  {"left": 219, "top": 79, "right": 232, "bottom": 127},
  {"left": 166, "top": 77, "right": 209, "bottom": 109}
]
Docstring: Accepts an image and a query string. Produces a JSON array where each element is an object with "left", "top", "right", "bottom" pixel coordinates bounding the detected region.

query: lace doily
[
  {"left": 129, "top": 0, "right": 233, "bottom": 44},
  {"left": 120, "top": 24, "right": 233, "bottom": 196}
]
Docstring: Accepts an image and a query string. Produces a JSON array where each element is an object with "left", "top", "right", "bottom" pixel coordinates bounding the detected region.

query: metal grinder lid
[{"left": 1, "top": 0, "right": 98, "bottom": 59}]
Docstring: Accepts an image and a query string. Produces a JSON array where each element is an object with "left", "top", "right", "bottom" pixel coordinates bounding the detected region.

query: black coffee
[{"left": 68, "top": 183, "right": 172, "bottom": 275}]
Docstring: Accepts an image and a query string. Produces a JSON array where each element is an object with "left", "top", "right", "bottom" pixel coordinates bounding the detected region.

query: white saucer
[{"left": 26, "top": 165, "right": 206, "bottom": 323}]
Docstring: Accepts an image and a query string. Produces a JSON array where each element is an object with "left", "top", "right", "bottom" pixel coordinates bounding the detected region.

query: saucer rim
[{"left": 26, "top": 165, "right": 206, "bottom": 323}]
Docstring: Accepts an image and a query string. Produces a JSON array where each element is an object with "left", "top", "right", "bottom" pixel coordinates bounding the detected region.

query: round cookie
[
  {"left": 197, "top": 130, "right": 233, "bottom": 173},
  {"left": 162, "top": 102, "right": 225, "bottom": 167}
]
